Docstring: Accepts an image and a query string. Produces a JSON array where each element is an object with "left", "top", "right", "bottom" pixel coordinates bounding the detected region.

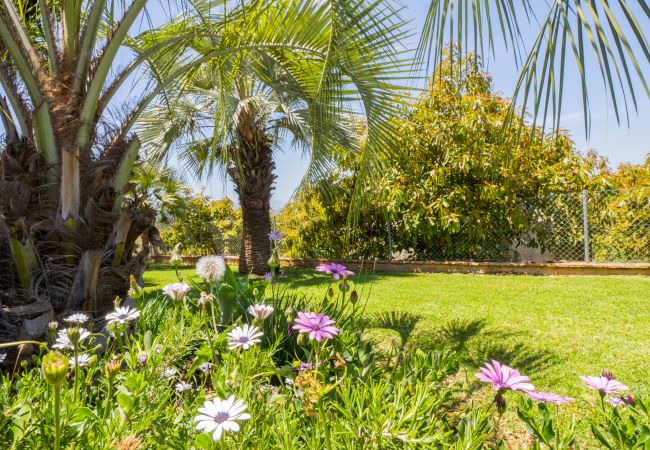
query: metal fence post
[
  {"left": 387, "top": 220, "right": 393, "bottom": 260},
  {"left": 582, "top": 190, "right": 590, "bottom": 262}
]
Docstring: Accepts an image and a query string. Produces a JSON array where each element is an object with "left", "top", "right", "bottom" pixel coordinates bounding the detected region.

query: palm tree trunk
[
  {"left": 240, "top": 197, "right": 272, "bottom": 275},
  {"left": 229, "top": 127, "right": 275, "bottom": 275}
]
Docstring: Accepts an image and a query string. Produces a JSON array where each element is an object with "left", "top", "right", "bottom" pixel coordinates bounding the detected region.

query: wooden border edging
[{"left": 153, "top": 255, "right": 650, "bottom": 276}]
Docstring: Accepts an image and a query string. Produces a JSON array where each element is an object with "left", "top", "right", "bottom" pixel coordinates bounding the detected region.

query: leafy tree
[
  {"left": 276, "top": 153, "right": 388, "bottom": 259},
  {"left": 279, "top": 54, "right": 602, "bottom": 260},
  {"left": 381, "top": 53, "right": 599, "bottom": 259},
  {"left": 161, "top": 194, "right": 242, "bottom": 256},
  {"left": 138, "top": 0, "right": 409, "bottom": 274},
  {"left": 590, "top": 155, "right": 650, "bottom": 262}
]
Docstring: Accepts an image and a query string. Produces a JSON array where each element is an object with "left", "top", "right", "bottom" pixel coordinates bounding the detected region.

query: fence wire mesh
[
  {"left": 164, "top": 189, "right": 650, "bottom": 263},
  {"left": 530, "top": 189, "right": 650, "bottom": 263}
]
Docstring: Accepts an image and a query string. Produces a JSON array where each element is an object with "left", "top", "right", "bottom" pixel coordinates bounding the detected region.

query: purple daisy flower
[
  {"left": 475, "top": 360, "right": 535, "bottom": 392},
  {"left": 315, "top": 262, "right": 354, "bottom": 280},
  {"left": 267, "top": 231, "right": 285, "bottom": 241},
  {"left": 580, "top": 375, "right": 629, "bottom": 394},
  {"left": 292, "top": 312, "right": 339, "bottom": 342},
  {"left": 298, "top": 361, "right": 316, "bottom": 372},
  {"left": 609, "top": 397, "right": 625, "bottom": 407},
  {"left": 527, "top": 391, "right": 574, "bottom": 404}
]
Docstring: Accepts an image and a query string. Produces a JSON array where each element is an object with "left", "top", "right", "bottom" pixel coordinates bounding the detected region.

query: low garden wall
[{"left": 153, "top": 255, "right": 650, "bottom": 276}]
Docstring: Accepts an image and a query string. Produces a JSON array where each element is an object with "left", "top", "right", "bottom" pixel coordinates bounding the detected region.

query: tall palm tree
[
  {"left": 420, "top": 1, "right": 650, "bottom": 135},
  {"left": 0, "top": 0, "right": 407, "bottom": 337},
  {"left": 139, "top": 0, "right": 410, "bottom": 274}
]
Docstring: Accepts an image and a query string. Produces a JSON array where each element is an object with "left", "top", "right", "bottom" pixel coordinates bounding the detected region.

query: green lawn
[{"left": 144, "top": 264, "right": 650, "bottom": 397}]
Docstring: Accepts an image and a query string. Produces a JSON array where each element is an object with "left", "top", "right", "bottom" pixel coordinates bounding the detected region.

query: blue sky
[{"left": 179, "top": 1, "right": 650, "bottom": 209}]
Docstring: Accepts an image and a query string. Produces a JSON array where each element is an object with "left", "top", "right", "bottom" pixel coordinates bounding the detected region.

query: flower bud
[
  {"left": 66, "top": 327, "right": 80, "bottom": 347},
  {"left": 42, "top": 352, "right": 68, "bottom": 386},
  {"left": 338, "top": 280, "right": 350, "bottom": 293},
  {"left": 297, "top": 332, "right": 308, "bottom": 346},
  {"left": 327, "top": 287, "right": 334, "bottom": 298},
  {"left": 105, "top": 357, "right": 121, "bottom": 381},
  {"left": 137, "top": 352, "right": 148, "bottom": 367},
  {"left": 495, "top": 393, "right": 507, "bottom": 414},
  {"left": 48, "top": 322, "right": 59, "bottom": 342},
  {"left": 268, "top": 250, "right": 280, "bottom": 269},
  {"left": 113, "top": 296, "right": 122, "bottom": 309},
  {"left": 349, "top": 290, "right": 359, "bottom": 304}
]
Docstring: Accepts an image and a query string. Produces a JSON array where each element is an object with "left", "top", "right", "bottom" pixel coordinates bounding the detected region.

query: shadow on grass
[
  {"left": 368, "top": 315, "right": 558, "bottom": 376},
  {"left": 367, "top": 311, "right": 421, "bottom": 348},
  {"left": 279, "top": 268, "right": 421, "bottom": 289}
]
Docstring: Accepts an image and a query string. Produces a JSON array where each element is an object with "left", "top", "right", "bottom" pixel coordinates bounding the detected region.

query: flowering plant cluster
[{"left": 0, "top": 261, "right": 646, "bottom": 449}]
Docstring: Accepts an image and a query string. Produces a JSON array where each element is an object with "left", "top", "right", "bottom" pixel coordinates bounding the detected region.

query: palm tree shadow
[
  {"left": 367, "top": 311, "right": 421, "bottom": 348},
  {"left": 411, "top": 318, "right": 558, "bottom": 376}
]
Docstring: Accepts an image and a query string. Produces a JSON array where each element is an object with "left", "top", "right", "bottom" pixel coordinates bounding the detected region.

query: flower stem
[
  {"left": 103, "top": 377, "right": 113, "bottom": 420},
  {"left": 319, "top": 401, "right": 333, "bottom": 450},
  {"left": 53, "top": 384, "right": 62, "bottom": 450},
  {"left": 72, "top": 348, "right": 79, "bottom": 403}
]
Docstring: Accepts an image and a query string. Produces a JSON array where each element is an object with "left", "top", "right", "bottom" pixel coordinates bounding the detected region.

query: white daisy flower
[
  {"left": 247, "top": 304, "right": 274, "bottom": 321},
  {"left": 175, "top": 381, "right": 193, "bottom": 393},
  {"left": 69, "top": 353, "right": 92, "bottom": 368},
  {"left": 194, "top": 396, "right": 250, "bottom": 442},
  {"left": 64, "top": 313, "right": 90, "bottom": 325},
  {"left": 196, "top": 255, "right": 226, "bottom": 282},
  {"left": 159, "top": 367, "right": 178, "bottom": 380},
  {"left": 162, "top": 282, "right": 191, "bottom": 302},
  {"left": 105, "top": 306, "right": 140, "bottom": 325},
  {"left": 227, "top": 324, "right": 263, "bottom": 351},
  {"left": 53, "top": 328, "right": 91, "bottom": 350}
]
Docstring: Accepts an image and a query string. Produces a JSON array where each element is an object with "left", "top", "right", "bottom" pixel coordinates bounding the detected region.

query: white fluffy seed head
[{"left": 196, "top": 255, "right": 227, "bottom": 282}]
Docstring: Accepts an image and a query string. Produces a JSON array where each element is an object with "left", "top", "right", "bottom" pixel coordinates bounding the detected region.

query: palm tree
[
  {"left": 138, "top": 1, "right": 410, "bottom": 274},
  {"left": 0, "top": 0, "right": 407, "bottom": 337},
  {"left": 420, "top": 1, "right": 650, "bottom": 135}
]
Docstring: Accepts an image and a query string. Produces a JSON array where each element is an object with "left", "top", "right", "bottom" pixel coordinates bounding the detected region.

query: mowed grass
[{"left": 144, "top": 264, "right": 650, "bottom": 396}]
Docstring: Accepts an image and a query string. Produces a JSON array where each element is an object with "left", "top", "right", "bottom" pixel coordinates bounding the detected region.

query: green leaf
[
  {"left": 143, "top": 331, "right": 154, "bottom": 351},
  {"left": 117, "top": 393, "right": 134, "bottom": 411},
  {"left": 72, "top": 407, "right": 98, "bottom": 421},
  {"left": 195, "top": 433, "right": 214, "bottom": 449}
]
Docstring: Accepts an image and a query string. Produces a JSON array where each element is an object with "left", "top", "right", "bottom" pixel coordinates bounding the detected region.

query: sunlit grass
[{"left": 145, "top": 264, "right": 650, "bottom": 394}]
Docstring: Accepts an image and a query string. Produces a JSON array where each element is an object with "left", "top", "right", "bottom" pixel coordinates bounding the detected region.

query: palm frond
[{"left": 420, "top": 0, "right": 650, "bottom": 135}]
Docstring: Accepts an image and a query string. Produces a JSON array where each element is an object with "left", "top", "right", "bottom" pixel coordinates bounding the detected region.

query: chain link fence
[
  {"left": 525, "top": 189, "right": 650, "bottom": 263},
  {"left": 162, "top": 189, "right": 650, "bottom": 263}
]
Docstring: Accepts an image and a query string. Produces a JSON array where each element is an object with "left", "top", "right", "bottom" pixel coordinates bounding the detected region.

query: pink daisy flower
[
  {"left": 315, "top": 262, "right": 354, "bottom": 280},
  {"left": 292, "top": 312, "right": 339, "bottom": 342},
  {"left": 527, "top": 391, "right": 573, "bottom": 404},
  {"left": 580, "top": 375, "right": 629, "bottom": 394},
  {"left": 475, "top": 360, "right": 535, "bottom": 392}
]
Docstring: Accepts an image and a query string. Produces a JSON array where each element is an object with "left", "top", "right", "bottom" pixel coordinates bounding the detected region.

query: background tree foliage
[
  {"left": 590, "top": 156, "right": 650, "bottom": 262},
  {"left": 160, "top": 194, "right": 242, "bottom": 256},
  {"left": 278, "top": 53, "right": 603, "bottom": 260}
]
